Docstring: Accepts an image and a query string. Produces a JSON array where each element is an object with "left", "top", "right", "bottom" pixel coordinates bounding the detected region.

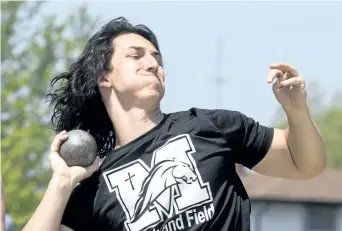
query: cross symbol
[{"left": 125, "top": 172, "right": 136, "bottom": 190}]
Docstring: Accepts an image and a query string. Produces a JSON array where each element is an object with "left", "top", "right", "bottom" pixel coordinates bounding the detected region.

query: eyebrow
[{"left": 128, "top": 46, "right": 161, "bottom": 57}]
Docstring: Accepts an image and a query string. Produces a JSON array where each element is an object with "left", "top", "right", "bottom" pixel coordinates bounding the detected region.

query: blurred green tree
[
  {"left": 1, "top": 1, "right": 98, "bottom": 229},
  {"left": 316, "top": 106, "right": 342, "bottom": 169}
]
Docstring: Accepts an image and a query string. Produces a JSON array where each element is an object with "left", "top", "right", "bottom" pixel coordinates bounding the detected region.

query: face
[{"left": 101, "top": 33, "right": 165, "bottom": 109}]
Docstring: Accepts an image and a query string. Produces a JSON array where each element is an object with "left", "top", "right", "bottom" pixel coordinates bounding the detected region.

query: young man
[{"left": 23, "top": 17, "right": 326, "bottom": 231}]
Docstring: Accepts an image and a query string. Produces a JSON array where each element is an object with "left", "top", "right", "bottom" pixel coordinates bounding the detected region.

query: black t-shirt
[{"left": 61, "top": 108, "right": 274, "bottom": 231}]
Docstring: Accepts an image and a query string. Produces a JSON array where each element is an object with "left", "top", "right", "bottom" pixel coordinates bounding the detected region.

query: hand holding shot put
[
  {"left": 49, "top": 130, "right": 99, "bottom": 188},
  {"left": 23, "top": 130, "right": 99, "bottom": 231}
]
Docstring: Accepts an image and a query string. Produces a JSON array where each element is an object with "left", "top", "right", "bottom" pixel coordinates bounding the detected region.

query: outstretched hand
[{"left": 267, "top": 63, "right": 307, "bottom": 111}]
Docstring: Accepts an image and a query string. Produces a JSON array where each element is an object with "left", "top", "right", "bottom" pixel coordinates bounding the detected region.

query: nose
[{"left": 143, "top": 53, "right": 159, "bottom": 74}]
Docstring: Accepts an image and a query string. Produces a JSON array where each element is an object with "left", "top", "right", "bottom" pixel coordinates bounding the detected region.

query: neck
[{"left": 105, "top": 98, "right": 163, "bottom": 148}]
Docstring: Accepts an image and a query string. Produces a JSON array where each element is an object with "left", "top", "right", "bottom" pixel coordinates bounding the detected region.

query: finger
[
  {"left": 283, "top": 71, "right": 292, "bottom": 81},
  {"left": 50, "top": 130, "right": 68, "bottom": 153},
  {"left": 267, "top": 69, "right": 284, "bottom": 83},
  {"left": 272, "top": 78, "right": 281, "bottom": 91},
  {"left": 269, "top": 63, "right": 299, "bottom": 76},
  {"left": 280, "top": 77, "right": 304, "bottom": 87},
  {"left": 48, "top": 151, "right": 64, "bottom": 164}
]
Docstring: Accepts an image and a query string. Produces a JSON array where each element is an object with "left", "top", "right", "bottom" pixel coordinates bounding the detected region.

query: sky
[{"left": 41, "top": 1, "right": 342, "bottom": 126}]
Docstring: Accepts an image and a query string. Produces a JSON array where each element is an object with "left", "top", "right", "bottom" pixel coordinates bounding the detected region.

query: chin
[
  {"left": 136, "top": 88, "right": 164, "bottom": 108},
  {"left": 147, "top": 83, "right": 164, "bottom": 99},
  {"left": 147, "top": 89, "right": 164, "bottom": 102}
]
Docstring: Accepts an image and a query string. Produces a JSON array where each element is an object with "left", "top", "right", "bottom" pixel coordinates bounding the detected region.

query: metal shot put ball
[{"left": 59, "top": 130, "right": 98, "bottom": 167}]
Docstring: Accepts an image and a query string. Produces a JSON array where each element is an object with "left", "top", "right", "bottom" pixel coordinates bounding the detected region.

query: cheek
[
  {"left": 158, "top": 68, "right": 165, "bottom": 84},
  {"left": 123, "top": 62, "right": 140, "bottom": 78},
  {"left": 112, "top": 63, "right": 141, "bottom": 89}
]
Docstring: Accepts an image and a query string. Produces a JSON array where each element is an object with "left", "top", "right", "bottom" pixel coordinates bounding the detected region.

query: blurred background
[{"left": 1, "top": 1, "right": 341, "bottom": 231}]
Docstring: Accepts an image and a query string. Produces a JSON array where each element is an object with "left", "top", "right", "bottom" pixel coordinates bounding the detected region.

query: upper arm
[
  {"left": 252, "top": 128, "right": 308, "bottom": 179},
  {"left": 60, "top": 224, "right": 74, "bottom": 231},
  {"left": 202, "top": 109, "right": 273, "bottom": 169},
  {"left": 205, "top": 108, "right": 308, "bottom": 179}
]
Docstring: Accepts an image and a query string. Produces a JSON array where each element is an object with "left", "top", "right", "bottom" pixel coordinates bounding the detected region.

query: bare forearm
[
  {"left": 22, "top": 175, "right": 74, "bottom": 231},
  {"left": 285, "top": 106, "right": 327, "bottom": 177},
  {"left": 1, "top": 200, "right": 5, "bottom": 231}
]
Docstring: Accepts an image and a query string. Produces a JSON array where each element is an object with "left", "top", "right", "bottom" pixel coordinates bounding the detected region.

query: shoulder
[
  {"left": 168, "top": 107, "right": 240, "bottom": 120},
  {"left": 166, "top": 107, "right": 247, "bottom": 132},
  {"left": 172, "top": 107, "right": 247, "bottom": 124}
]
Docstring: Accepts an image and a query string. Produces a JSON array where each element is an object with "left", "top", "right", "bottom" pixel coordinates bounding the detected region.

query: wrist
[
  {"left": 51, "top": 174, "right": 77, "bottom": 192},
  {"left": 285, "top": 107, "right": 313, "bottom": 127},
  {"left": 284, "top": 105, "right": 313, "bottom": 126}
]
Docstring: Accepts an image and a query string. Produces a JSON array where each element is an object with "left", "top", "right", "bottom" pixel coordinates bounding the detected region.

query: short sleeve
[
  {"left": 61, "top": 176, "right": 98, "bottom": 231},
  {"left": 203, "top": 109, "right": 274, "bottom": 169}
]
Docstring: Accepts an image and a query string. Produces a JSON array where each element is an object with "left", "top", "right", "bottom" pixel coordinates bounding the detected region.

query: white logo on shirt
[{"left": 103, "top": 134, "right": 215, "bottom": 231}]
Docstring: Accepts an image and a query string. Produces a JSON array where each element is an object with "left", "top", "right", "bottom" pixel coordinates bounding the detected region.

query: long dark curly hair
[{"left": 47, "top": 17, "right": 161, "bottom": 158}]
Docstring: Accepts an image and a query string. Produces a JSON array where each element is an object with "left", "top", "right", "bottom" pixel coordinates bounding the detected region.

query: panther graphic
[{"left": 129, "top": 158, "right": 197, "bottom": 222}]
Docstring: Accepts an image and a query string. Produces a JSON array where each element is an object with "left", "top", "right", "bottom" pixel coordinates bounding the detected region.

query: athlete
[{"left": 23, "top": 17, "right": 326, "bottom": 231}]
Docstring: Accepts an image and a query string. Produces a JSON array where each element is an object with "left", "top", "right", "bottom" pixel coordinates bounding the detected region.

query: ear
[{"left": 97, "top": 74, "right": 112, "bottom": 88}]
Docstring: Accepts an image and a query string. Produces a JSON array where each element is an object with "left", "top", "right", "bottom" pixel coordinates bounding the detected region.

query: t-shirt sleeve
[
  {"left": 204, "top": 109, "right": 274, "bottom": 169},
  {"left": 61, "top": 177, "right": 97, "bottom": 231}
]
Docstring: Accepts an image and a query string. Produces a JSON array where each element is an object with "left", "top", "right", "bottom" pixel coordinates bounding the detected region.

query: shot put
[{"left": 59, "top": 129, "right": 98, "bottom": 167}]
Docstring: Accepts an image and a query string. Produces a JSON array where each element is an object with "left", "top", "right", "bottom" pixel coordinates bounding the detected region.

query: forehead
[{"left": 113, "top": 33, "right": 157, "bottom": 52}]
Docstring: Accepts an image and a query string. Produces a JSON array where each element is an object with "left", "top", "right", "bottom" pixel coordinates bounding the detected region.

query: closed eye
[
  {"left": 127, "top": 53, "right": 139, "bottom": 59},
  {"left": 126, "top": 48, "right": 143, "bottom": 59}
]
